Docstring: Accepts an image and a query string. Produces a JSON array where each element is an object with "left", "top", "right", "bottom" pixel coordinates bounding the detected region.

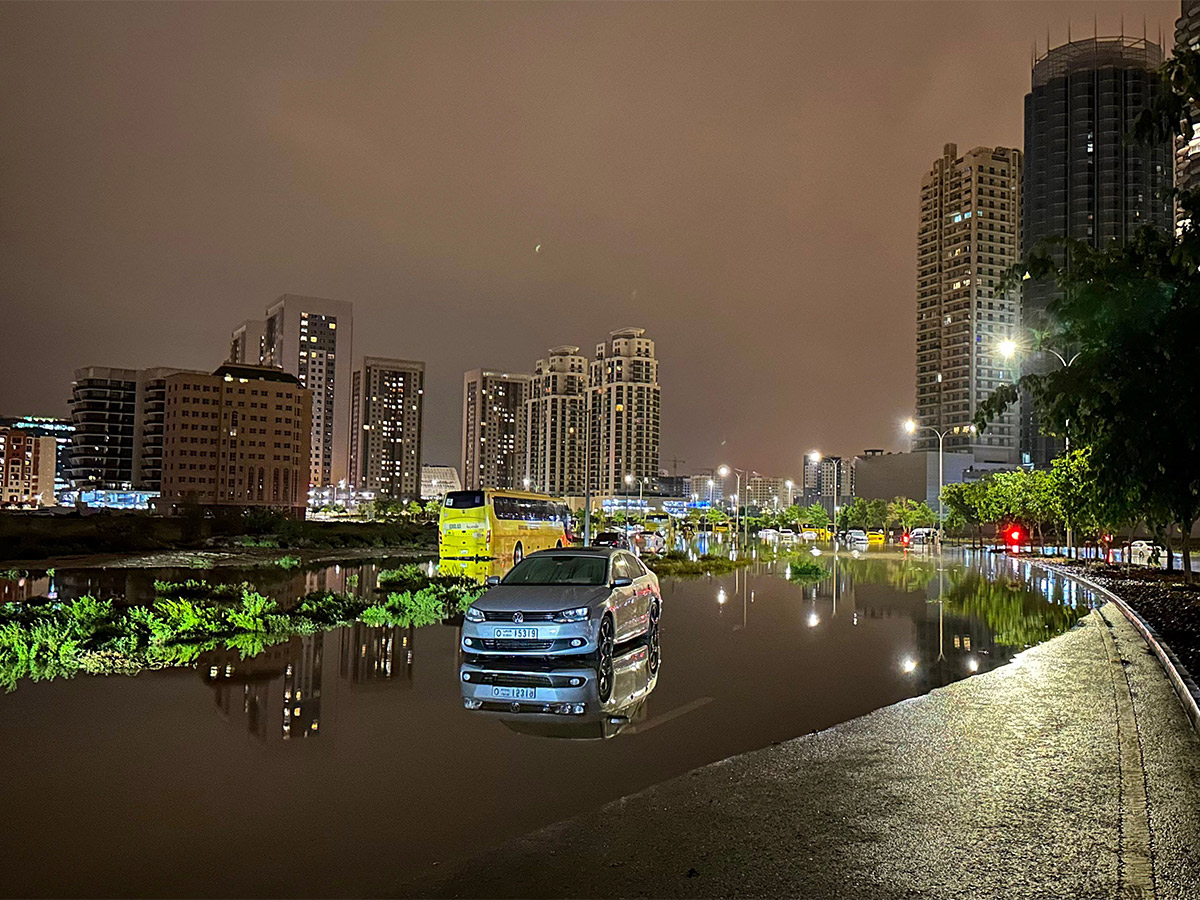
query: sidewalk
[{"left": 410, "top": 605, "right": 1200, "bottom": 899}]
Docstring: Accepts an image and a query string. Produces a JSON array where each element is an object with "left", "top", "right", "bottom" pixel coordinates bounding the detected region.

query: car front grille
[
  {"left": 482, "top": 610, "right": 556, "bottom": 622},
  {"left": 476, "top": 638, "right": 555, "bottom": 652}
]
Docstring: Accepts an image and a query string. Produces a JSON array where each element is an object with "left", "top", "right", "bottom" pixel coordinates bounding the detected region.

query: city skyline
[{"left": 2, "top": 2, "right": 1178, "bottom": 474}]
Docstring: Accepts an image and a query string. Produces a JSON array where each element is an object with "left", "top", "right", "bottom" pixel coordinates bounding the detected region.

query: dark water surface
[{"left": 0, "top": 548, "right": 1098, "bottom": 898}]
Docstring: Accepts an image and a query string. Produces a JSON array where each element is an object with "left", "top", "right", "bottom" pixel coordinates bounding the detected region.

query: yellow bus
[{"left": 439, "top": 490, "right": 569, "bottom": 564}]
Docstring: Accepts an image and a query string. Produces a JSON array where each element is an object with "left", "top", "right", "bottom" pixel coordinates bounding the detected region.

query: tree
[
  {"left": 839, "top": 498, "right": 869, "bottom": 530},
  {"left": 973, "top": 52, "right": 1200, "bottom": 580},
  {"left": 865, "top": 499, "right": 888, "bottom": 531}
]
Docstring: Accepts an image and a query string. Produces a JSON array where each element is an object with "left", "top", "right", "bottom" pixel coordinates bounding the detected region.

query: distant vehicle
[
  {"left": 778, "top": 529, "right": 798, "bottom": 544},
  {"left": 758, "top": 528, "right": 779, "bottom": 539},
  {"left": 867, "top": 530, "right": 885, "bottom": 545},
  {"left": 632, "top": 530, "right": 666, "bottom": 556},
  {"left": 846, "top": 529, "right": 868, "bottom": 544},
  {"left": 800, "top": 530, "right": 818, "bottom": 542},
  {"left": 592, "top": 531, "right": 631, "bottom": 550},
  {"left": 909, "top": 527, "right": 936, "bottom": 545},
  {"left": 1130, "top": 540, "right": 1167, "bottom": 567},
  {"left": 461, "top": 548, "right": 660, "bottom": 658},
  {"left": 439, "top": 490, "right": 567, "bottom": 565}
]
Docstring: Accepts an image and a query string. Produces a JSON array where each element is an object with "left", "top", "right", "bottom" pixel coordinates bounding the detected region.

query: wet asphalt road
[{"left": 409, "top": 604, "right": 1200, "bottom": 899}]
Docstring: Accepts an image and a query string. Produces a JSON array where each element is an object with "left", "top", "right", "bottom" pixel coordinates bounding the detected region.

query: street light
[
  {"left": 997, "top": 337, "right": 1082, "bottom": 555},
  {"left": 785, "top": 479, "right": 794, "bottom": 507},
  {"left": 903, "top": 418, "right": 975, "bottom": 537},
  {"left": 719, "top": 465, "right": 752, "bottom": 548},
  {"left": 624, "top": 473, "right": 634, "bottom": 532},
  {"left": 808, "top": 451, "right": 840, "bottom": 531}
]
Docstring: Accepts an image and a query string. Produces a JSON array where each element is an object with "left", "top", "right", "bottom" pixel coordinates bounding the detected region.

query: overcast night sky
[{"left": 0, "top": 1, "right": 1178, "bottom": 477}]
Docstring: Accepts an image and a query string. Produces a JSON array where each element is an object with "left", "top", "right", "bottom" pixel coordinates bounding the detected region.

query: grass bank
[
  {"left": 645, "top": 551, "right": 753, "bottom": 578},
  {"left": 0, "top": 571, "right": 482, "bottom": 692}
]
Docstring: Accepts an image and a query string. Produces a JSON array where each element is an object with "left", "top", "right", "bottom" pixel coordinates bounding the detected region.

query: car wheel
[
  {"left": 597, "top": 650, "right": 614, "bottom": 703},
  {"left": 647, "top": 599, "right": 660, "bottom": 634},
  {"left": 513, "top": 542, "right": 523, "bottom": 565},
  {"left": 596, "top": 613, "right": 614, "bottom": 669}
]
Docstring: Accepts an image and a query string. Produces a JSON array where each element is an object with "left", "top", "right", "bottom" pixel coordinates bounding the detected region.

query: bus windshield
[
  {"left": 502, "top": 555, "right": 607, "bottom": 586},
  {"left": 443, "top": 491, "right": 485, "bottom": 509}
]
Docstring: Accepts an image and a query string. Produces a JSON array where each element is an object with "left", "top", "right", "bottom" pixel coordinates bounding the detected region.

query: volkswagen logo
[{"left": 512, "top": 611, "right": 524, "bottom": 624}]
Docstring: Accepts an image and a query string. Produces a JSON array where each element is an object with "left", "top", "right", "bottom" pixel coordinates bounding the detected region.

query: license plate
[
  {"left": 492, "top": 686, "right": 536, "bottom": 700},
  {"left": 493, "top": 627, "right": 538, "bottom": 639}
]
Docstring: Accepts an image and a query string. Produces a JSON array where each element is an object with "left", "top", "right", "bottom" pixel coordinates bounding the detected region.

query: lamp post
[
  {"left": 718, "top": 465, "right": 749, "bottom": 548},
  {"left": 999, "top": 339, "right": 1080, "bottom": 554},
  {"left": 785, "top": 479, "right": 794, "bottom": 507},
  {"left": 808, "top": 451, "right": 840, "bottom": 533},
  {"left": 903, "top": 419, "right": 976, "bottom": 537},
  {"left": 624, "top": 473, "right": 633, "bottom": 534}
]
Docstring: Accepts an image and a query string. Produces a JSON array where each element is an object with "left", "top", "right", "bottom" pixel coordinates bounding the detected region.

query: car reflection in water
[{"left": 460, "top": 629, "right": 660, "bottom": 740}]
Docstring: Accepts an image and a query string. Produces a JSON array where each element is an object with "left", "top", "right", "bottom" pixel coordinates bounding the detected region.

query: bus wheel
[{"left": 514, "top": 543, "right": 524, "bottom": 565}]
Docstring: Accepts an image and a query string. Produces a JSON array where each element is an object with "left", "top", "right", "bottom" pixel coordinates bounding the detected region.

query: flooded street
[{"left": 0, "top": 547, "right": 1098, "bottom": 898}]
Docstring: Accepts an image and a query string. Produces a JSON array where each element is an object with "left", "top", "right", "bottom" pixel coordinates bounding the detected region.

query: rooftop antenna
[
  {"left": 1121, "top": 13, "right": 1124, "bottom": 38},
  {"left": 1068, "top": 20, "right": 1072, "bottom": 43}
]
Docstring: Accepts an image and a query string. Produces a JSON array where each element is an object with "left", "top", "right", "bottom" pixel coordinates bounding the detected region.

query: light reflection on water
[{"left": 0, "top": 546, "right": 1100, "bottom": 898}]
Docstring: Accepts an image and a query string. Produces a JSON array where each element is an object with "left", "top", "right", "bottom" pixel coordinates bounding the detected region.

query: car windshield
[{"left": 502, "top": 555, "right": 608, "bottom": 586}]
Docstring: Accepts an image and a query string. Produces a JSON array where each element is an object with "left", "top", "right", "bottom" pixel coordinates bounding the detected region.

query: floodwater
[{"left": 0, "top": 546, "right": 1099, "bottom": 898}]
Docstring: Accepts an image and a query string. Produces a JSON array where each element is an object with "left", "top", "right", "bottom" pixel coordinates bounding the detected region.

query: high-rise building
[
  {"left": 259, "top": 294, "right": 354, "bottom": 488},
  {"left": 525, "top": 346, "right": 587, "bottom": 496},
  {"left": 0, "top": 416, "right": 75, "bottom": 493},
  {"left": 348, "top": 357, "right": 425, "bottom": 502},
  {"left": 744, "top": 475, "right": 788, "bottom": 512},
  {"left": 1177, "top": 2, "right": 1200, "bottom": 231},
  {"left": 689, "top": 469, "right": 726, "bottom": 506},
  {"left": 229, "top": 320, "right": 266, "bottom": 366},
  {"left": 461, "top": 369, "right": 530, "bottom": 491},
  {"left": 68, "top": 366, "right": 203, "bottom": 490},
  {"left": 0, "top": 429, "right": 56, "bottom": 506},
  {"left": 159, "top": 363, "right": 312, "bottom": 515},
  {"left": 588, "top": 328, "right": 660, "bottom": 495},
  {"left": 802, "top": 454, "right": 854, "bottom": 517},
  {"left": 421, "top": 465, "right": 461, "bottom": 500},
  {"left": 916, "top": 144, "right": 1022, "bottom": 465},
  {"left": 1023, "top": 36, "right": 1172, "bottom": 467}
]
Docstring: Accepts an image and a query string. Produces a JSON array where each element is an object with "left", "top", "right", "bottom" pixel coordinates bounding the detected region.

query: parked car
[
  {"left": 909, "top": 527, "right": 937, "bottom": 545},
  {"left": 592, "top": 531, "right": 631, "bottom": 549},
  {"left": 778, "top": 529, "right": 798, "bottom": 544},
  {"left": 632, "top": 530, "right": 667, "bottom": 556},
  {"left": 800, "top": 530, "right": 818, "bottom": 542},
  {"left": 462, "top": 548, "right": 660, "bottom": 659},
  {"left": 758, "top": 528, "right": 779, "bottom": 540},
  {"left": 867, "top": 530, "right": 885, "bottom": 545},
  {"left": 846, "top": 529, "right": 868, "bottom": 544}
]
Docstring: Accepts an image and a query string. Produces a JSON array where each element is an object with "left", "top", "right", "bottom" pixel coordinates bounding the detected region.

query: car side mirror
[
  {"left": 611, "top": 576, "right": 633, "bottom": 588},
  {"left": 485, "top": 575, "right": 502, "bottom": 585}
]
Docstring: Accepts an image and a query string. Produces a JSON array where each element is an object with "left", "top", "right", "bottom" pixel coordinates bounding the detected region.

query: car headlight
[
  {"left": 464, "top": 606, "right": 485, "bottom": 623},
  {"left": 554, "top": 606, "right": 591, "bottom": 623}
]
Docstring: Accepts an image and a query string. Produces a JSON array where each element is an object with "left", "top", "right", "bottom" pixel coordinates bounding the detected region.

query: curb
[{"left": 1036, "top": 560, "right": 1200, "bottom": 739}]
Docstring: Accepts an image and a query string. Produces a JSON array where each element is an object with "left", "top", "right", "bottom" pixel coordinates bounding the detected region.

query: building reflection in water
[
  {"left": 339, "top": 623, "right": 415, "bottom": 688},
  {"left": 200, "top": 620, "right": 417, "bottom": 741}
]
